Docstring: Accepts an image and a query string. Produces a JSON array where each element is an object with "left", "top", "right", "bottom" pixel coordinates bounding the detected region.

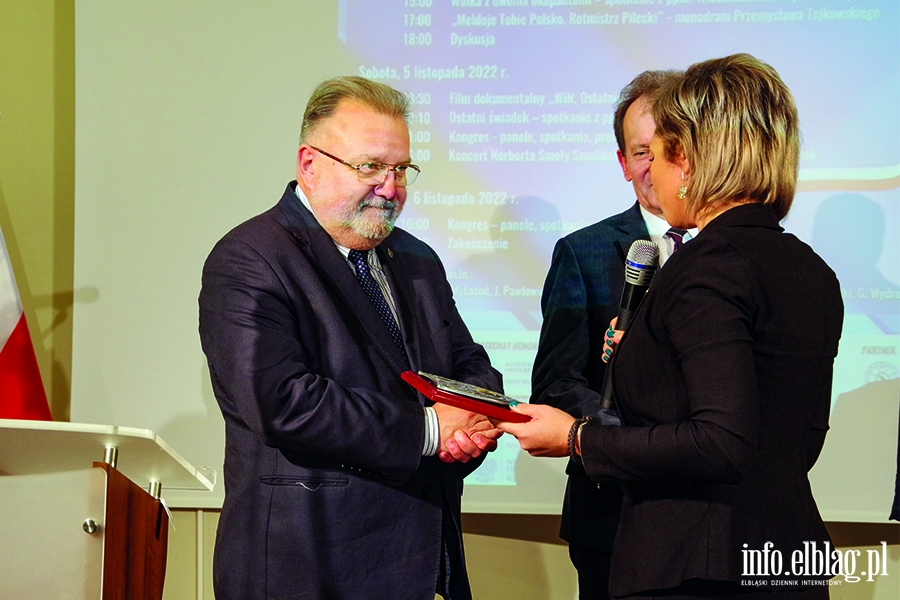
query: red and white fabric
[{"left": 0, "top": 225, "right": 51, "bottom": 420}]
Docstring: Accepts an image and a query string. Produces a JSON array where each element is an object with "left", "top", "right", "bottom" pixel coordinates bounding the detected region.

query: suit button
[{"left": 422, "top": 486, "right": 434, "bottom": 498}]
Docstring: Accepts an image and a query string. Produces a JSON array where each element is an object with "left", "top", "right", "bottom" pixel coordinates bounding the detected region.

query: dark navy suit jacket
[
  {"left": 531, "top": 201, "right": 649, "bottom": 552},
  {"left": 199, "top": 182, "right": 502, "bottom": 600}
]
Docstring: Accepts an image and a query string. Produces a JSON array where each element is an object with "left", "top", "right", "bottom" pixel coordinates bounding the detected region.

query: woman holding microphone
[{"left": 502, "top": 54, "right": 843, "bottom": 599}]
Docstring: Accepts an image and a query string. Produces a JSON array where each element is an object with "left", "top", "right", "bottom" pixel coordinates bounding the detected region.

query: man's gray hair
[{"left": 299, "top": 76, "right": 410, "bottom": 143}]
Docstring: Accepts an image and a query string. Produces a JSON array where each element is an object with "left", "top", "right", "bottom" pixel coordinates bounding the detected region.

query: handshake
[
  {"left": 404, "top": 370, "right": 519, "bottom": 463},
  {"left": 419, "top": 321, "right": 627, "bottom": 463},
  {"left": 433, "top": 403, "right": 503, "bottom": 463},
  {"left": 433, "top": 398, "right": 590, "bottom": 462}
]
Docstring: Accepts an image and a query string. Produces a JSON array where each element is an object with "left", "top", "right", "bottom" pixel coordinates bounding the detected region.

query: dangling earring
[{"left": 678, "top": 172, "right": 688, "bottom": 200}]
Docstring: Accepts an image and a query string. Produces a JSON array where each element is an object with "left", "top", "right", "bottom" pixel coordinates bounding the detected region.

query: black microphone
[{"left": 598, "top": 239, "right": 660, "bottom": 412}]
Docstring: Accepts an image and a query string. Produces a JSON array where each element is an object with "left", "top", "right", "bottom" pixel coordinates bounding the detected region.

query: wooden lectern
[{"left": 0, "top": 420, "right": 214, "bottom": 599}]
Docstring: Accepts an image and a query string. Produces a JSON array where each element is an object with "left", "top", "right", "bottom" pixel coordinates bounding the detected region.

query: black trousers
[{"left": 569, "top": 543, "right": 613, "bottom": 600}]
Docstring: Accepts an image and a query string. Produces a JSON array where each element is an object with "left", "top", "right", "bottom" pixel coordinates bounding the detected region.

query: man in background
[
  {"left": 530, "top": 70, "right": 685, "bottom": 599},
  {"left": 199, "top": 76, "right": 502, "bottom": 600}
]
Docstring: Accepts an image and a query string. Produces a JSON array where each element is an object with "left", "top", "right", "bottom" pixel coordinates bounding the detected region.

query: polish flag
[{"left": 0, "top": 226, "right": 51, "bottom": 420}]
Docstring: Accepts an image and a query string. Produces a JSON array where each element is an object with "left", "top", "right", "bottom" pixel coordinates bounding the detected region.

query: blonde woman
[{"left": 502, "top": 54, "right": 843, "bottom": 599}]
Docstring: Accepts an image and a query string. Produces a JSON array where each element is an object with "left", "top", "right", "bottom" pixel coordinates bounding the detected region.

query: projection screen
[{"left": 72, "top": 0, "right": 900, "bottom": 516}]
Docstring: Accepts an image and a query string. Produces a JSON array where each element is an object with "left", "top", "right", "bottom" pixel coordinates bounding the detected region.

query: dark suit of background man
[
  {"left": 531, "top": 70, "right": 685, "bottom": 600},
  {"left": 199, "top": 76, "right": 503, "bottom": 600}
]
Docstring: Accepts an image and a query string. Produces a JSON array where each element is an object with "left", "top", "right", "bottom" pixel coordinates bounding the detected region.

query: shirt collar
[
  {"left": 294, "top": 182, "right": 382, "bottom": 270},
  {"left": 638, "top": 204, "right": 697, "bottom": 265}
]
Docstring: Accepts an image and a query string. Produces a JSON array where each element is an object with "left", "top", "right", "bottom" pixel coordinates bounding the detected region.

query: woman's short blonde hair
[{"left": 652, "top": 53, "right": 799, "bottom": 221}]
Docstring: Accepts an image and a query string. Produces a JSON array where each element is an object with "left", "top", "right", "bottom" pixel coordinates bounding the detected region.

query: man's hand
[{"left": 433, "top": 404, "right": 503, "bottom": 463}]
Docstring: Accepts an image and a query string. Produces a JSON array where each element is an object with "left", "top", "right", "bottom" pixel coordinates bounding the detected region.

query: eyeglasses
[{"left": 310, "top": 146, "right": 420, "bottom": 186}]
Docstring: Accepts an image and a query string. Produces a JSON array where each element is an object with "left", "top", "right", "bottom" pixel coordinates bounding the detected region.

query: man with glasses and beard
[{"left": 199, "top": 76, "right": 503, "bottom": 600}]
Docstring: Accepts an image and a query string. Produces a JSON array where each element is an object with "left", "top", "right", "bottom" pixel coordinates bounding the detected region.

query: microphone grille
[{"left": 626, "top": 239, "right": 660, "bottom": 267}]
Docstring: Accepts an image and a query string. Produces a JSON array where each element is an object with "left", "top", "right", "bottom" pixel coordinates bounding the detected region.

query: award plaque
[{"left": 401, "top": 371, "right": 531, "bottom": 423}]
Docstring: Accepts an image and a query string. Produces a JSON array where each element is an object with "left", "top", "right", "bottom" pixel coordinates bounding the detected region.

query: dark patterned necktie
[
  {"left": 347, "top": 249, "right": 408, "bottom": 362},
  {"left": 667, "top": 228, "right": 687, "bottom": 252}
]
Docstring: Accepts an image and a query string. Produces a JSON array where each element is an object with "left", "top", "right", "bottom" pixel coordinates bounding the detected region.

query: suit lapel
[
  {"left": 613, "top": 202, "right": 653, "bottom": 263},
  {"left": 375, "top": 241, "right": 420, "bottom": 371},
  {"left": 276, "top": 185, "right": 411, "bottom": 374}
]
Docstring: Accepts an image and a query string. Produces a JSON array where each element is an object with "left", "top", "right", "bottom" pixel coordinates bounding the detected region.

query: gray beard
[{"left": 346, "top": 199, "right": 401, "bottom": 241}]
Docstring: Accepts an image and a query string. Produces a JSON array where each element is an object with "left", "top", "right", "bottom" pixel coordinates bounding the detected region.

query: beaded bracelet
[{"left": 568, "top": 416, "right": 592, "bottom": 463}]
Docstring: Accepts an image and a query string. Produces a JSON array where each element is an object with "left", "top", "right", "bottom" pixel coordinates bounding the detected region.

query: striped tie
[{"left": 667, "top": 228, "right": 687, "bottom": 253}]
